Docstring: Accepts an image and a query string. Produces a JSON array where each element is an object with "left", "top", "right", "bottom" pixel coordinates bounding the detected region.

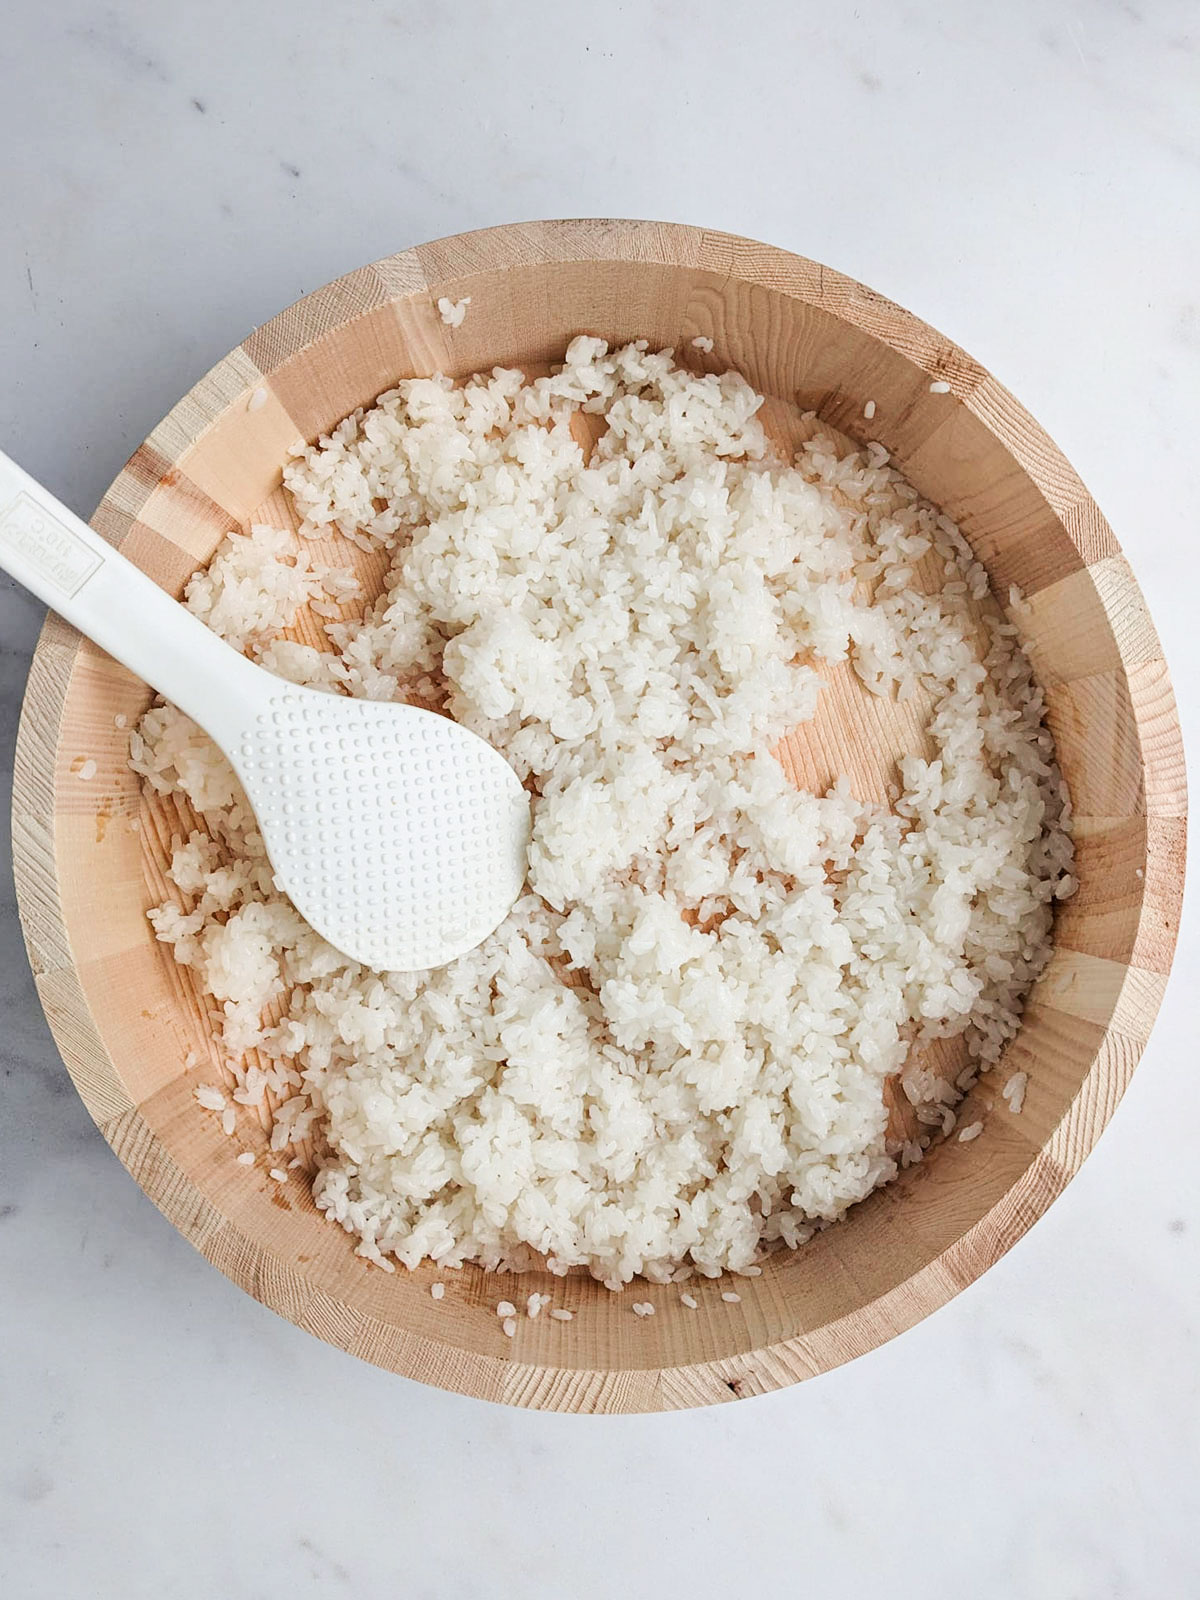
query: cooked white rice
[
  {"left": 137, "top": 338, "right": 1074, "bottom": 1288},
  {"left": 1002, "top": 1070, "right": 1029, "bottom": 1114},
  {"left": 437, "top": 296, "right": 470, "bottom": 328}
]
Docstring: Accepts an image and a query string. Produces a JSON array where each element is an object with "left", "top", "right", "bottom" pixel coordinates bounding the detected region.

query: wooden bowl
[{"left": 14, "top": 220, "right": 1185, "bottom": 1412}]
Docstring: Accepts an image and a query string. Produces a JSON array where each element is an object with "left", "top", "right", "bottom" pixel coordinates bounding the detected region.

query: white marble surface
[{"left": 1, "top": 2, "right": 1197, "bottom": 1595}]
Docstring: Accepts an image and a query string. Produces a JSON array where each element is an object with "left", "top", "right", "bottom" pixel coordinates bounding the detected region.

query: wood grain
[{"left": 11, "top": 220, "right": 1186, "bottom": 1411}]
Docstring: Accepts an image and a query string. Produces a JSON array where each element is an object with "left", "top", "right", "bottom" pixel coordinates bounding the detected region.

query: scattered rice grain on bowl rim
[
  {"left": 130, "top": 336, "right": 1075, "bottom": 1291},
  {"left": 957, "top": 1121, "right": 984, "bottom": 1142},
  {"left": 722, "top": 1291, "right": 741, "bottom": 1304},
  {"left": 1002, "top": 1071, "right": 1029, "bottom": 1114},
  {"left": 437, "top": 296, "right": 470, "bottom": 328}
]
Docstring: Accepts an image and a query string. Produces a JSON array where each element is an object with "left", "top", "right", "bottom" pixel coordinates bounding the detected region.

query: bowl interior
[{"left": 19, "top": 223, "right": 1184, "bottom": 1410}]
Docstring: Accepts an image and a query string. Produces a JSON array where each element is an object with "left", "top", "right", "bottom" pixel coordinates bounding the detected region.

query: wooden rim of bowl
[{"left": 13, "top": 220, "right": 1187, "bottom": 1411}]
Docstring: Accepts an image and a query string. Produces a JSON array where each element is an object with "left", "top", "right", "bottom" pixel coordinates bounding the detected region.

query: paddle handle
[{"left": 0, "top": 449, "right": 259, "bottom": 744}]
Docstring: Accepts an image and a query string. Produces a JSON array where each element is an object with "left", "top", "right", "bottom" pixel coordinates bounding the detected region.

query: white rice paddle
[{"left": 0, "top": 450, "right": 531, "bottom": 971}]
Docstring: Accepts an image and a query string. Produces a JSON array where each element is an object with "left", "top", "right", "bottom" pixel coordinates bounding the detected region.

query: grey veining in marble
[{"left": 1, "top": 3, "right": 1197, "bottom": 1597}]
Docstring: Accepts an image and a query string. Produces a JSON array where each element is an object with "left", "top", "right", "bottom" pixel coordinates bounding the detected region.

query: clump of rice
[{"left": 132, "top": 338, "right": 1074, "bottom": 1289}]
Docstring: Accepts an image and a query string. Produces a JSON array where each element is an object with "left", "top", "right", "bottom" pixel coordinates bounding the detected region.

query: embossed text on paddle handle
[{"left": 0, "top": 490, "right": 103, "bottom": 598}]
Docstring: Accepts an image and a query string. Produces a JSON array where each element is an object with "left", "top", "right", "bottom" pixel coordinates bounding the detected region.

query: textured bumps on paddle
[{"left": 238, "top": 689, "right": 531, "bottom": 971}]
